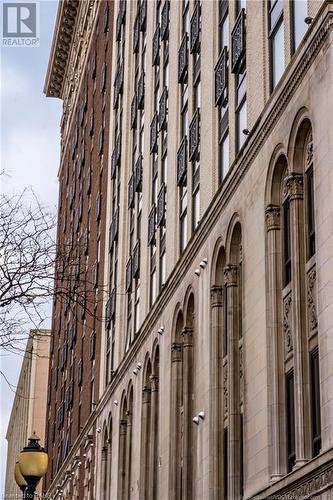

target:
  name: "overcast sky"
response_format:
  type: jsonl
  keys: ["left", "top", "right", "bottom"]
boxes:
{"left": 0, "top": 0, "right": 61, "bottom": 493}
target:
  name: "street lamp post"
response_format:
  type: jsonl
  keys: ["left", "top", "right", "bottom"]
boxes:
{"left": 14, "top": 432, "right": 48, "bottom": 499}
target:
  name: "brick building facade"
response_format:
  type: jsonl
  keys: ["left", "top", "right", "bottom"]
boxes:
{"left": 44, "top": 1, "right": 333, "bottom": 499}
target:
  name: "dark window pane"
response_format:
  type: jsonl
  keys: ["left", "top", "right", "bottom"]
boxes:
{"left": 307, "top": 168, "right": 316, "bottom": 258}
{"left": 286, "top": 370, "right": 296, "bottom": 472}
{"left": 283, "top": 200, "right": 291, "bottom": 286}
{"left": 310, "top": 349, "right": 321, "bottom": 457}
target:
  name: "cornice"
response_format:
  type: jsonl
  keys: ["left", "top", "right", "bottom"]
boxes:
{"left": 44, "top": 0, "right": 80, "bottom": 98}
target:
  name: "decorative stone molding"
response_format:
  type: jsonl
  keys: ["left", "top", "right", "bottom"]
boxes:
{"left": 283, "top": 293, "right": 293, "bottom": 356}
{"left": 223, "top": 364, "right": 228, "bottom": 420}
{"left": 265, "top": 205, "right": 281, "bottom": 231}
{"left": 171, "top": 342, "right": 182, "bottom": 363}
{"left": 142, "top": 385, "right": 152, "bottom": 403}
{"left": 182, "top": 326, "right": 193, "bottom": 348}
{"left": 284, "top": 173, "right": 304, "bottom": 201}
{"left": 224, "top": 265, "right": 238, "bottom": 287}
{"left": 239, "top": 346, "right": 244, "bottom": 404}
{"left": 211, "top": 285, "right": 223, "bottom": 308}
{"left": 306, "top": 131, "right": 313, "bottom": 167}
{"left": 149, "top": 374, "right": 159, "bottom": 392}
{"left": 307, "top": 267, "right": 318, "bottom": 333}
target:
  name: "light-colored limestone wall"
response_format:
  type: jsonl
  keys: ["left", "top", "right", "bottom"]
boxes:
{"left": 94, "top": 3, "right": 333, "bottom": 499}
{"left": 5, "top": 331, "right": 50, "bottom": 499}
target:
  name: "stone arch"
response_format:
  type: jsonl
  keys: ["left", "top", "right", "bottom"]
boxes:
{"left": 287, "top": 107, "right": 312, "bottom": 172}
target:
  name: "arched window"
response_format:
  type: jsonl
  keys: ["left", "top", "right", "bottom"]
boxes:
{"left": 266, "top": 120, "right": 321, "bottom": 479}
{"left": 140, "top": 358, "right": 152, "bottom": 499}
{"left": 170, "top": 293, "right": 195, "bottom": 500}
{"left": 224, "top": 221, "right": 244, "bottom": 499}
{"left": 118, "top": 387, "right": 133, "bottom": 500}
{"left": 210, "top": 244, "right": 226, "bottom": 499}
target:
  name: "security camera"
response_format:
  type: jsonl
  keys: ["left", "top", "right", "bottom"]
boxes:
{"left": 194, "top": 269, "right": 200, "bottom": 277}
{"left": 158, "top": 326, "right": 164, "bottom": 335}
{"left": 114, "top": 400, "right": 119, "bottom": 406}
{"left": 96, "top": 427, "right": 101, "bottom": 433}
{"left": 192, "top": 416, "right": 199, "bottom": 425}
{"left": 242, "top": 128, "right": 250, "bottom": 136}
{"left": 198, "top": 411, "right": 205, "bottom": 420}
{"left": 133, "top": 369, "right": 138, "bottom": 375}
{"left": 136, "top": 362, "right": 142, "bottom": 370}
{"left": 305, "top": 16, "right": 313, "bottom": 24}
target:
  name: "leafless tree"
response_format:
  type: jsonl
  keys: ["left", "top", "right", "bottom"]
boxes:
{"left": 0, "top": 188, "right": 104, "bottom": 362}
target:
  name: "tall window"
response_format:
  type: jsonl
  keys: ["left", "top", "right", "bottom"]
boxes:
{"left": 191, "top": 1, "right": 201, "bottom": 230}
{"left": 269, "top": 0, "right": 284, "bottom": 89}
{"left": 310, "top": 348, "right": 321, "bottom": 456}
{"left": 292, "top": 0, "right": 307, "bottom": 52}
{"left": 217, "top": 1, "right": 229, "bottom": 183}
{"left": 236, "top": 68, "right": 247, "bottom": 152}
{"left": 286, "top": 370, "right": 296, "bottom": 471}
{"left": 178, "top": 0, "right": 189, "bottom": 253}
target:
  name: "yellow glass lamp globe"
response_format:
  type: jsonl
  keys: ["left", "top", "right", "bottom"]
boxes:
{"left": 14, "top": 460, "right": 27, "bottom": 491}
{"left": 18, "top": 432, "right": 48, "bottom": 483}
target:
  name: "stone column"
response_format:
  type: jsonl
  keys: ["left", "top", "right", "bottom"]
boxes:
{"left": 125, "top": 412, "right": 132, "bottom": 500}
{"left": 285, "top": 173, "right": 311, "bottom": 466}
{"left": 209, "top": 285, "right": 223, "bottom": 500}
{"left": 118, "top": 419, "right": 127, "bottom": 500}
{"left": 149, "top": 374, "right": 159, "bottom": 500}
{"left": 224, "top": 265, "right": 240, "bottom": 500}
{"left": 265, "top": 204, "right": 286, "bottom": 479}
{"left": 140, "top": 386, "right": 151, "bottom": 500}
{"left": 169, "top": 342, "right": 182, "bottom": 500}
{"left": 182, "top": 326, "right": 193, "bottom": 500}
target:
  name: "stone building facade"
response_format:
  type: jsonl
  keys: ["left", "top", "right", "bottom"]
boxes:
{"left": 44, "top": 1, "right": 333, "bottom": 499}
{"left": 5, "top": 330, "right": 50, "bottom": 499}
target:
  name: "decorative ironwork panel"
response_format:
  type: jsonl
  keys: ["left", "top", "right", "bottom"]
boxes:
{"left": 89, "top": 331, "right": 96, "bottom": 360}
{"left": 178, "top": 33, "right": 188, "bottom": 83}
{"left": 150, "top": 113, "right": 158, "bottom": 153}
{"left": 283, "top": 292, "right": 293, "bottom": 357}
{"left": 189, "top": 109, "right": 200, "bottom": 161}
{"left": 177, "top": 136, "right": 187, "bottom": 186}
{"left": 160, "top": 1, "right": 169, "bottom": 41}
{"left": 113, "top": 63, "right": 124, "bottom": 109}
{"left": 78, "top": 359, "right": 83, "bottom": 386}
{"left": 92, "top": 260, "right": 98, "bottom": 289}
{"left": 137, "top": 71, "right": 145, "bottom": 110}
{"left": 159, "top": 87, "right": 168, "bottom": 131}
{"left": 131, "top": 94, "right": 137, "bottom": 129}
{"left": 105, "top": 297, "right": 111, "bottom": 328}
{"left": 157, "top": 183, "right": 166, "bottom": 227}
{"left": 116, "top": 11, "right": 122, "bottom": 41}
{"left": 152, "top": 26, "right": 160, "bottom": 66}
{"left": 140, "top": 0, "right": 147, "bottom": 31}
{"left": 134, "top": 155, "right": 143, "bottom": 192}
{"left": 96, "top": 192, "right": 102, "bottom": 221}
{"left": 89, "top": 113, "right": 94, "bottom": 136}
{"left": 148, "top": 205, "right": 156, "bottom": 246}
{"left": 128, "top": 175, "right": 134, "bottom": 209}
{"left": 132, "top": 240, "right": 140, "bottom": 278}
{"left": 98, "top": 126, "right": 104, "bottom": 155}
{"left": 126, "top": 257, "right": 132, "bottom": 292}
{"left": 190, "top": 2, "right": 200, "bottom": 53}
{"left": 133, "top": 13, "right": 140, "bottom": 53}
{"left": 110, "top": 288, "right": 116, "bottom": 319}
{"left": 231, "top": 9, "right": 246, "bottom": 73}
{"left": 215, "top": 47, "right": 228, "bottom": 106}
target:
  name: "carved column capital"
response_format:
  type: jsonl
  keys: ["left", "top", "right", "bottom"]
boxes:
{"left": 182, "top": 326, "right": 193, "bottom": 348}
{"left": 142, "top": 385, "right": 151, "bottom": 403}
{"left": 284, "top": 173, "right": 304, "bottom": 200}
{"left": 211, "top": 285, "right": 223, "bottom": 307}
{"left": 119, "top": 419, "right": 127, "bottom": 435}
{"left": 149, "top": 374, "right": 159, "bottom": 392}
{"left": 171, "top": 342, "right": 182, "bottom": 362}
{"left": 265, "top": 204, "right": 280, "bottom": 231}
{"left": 224, "top": 265, "right": 238, "bottom": 287}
